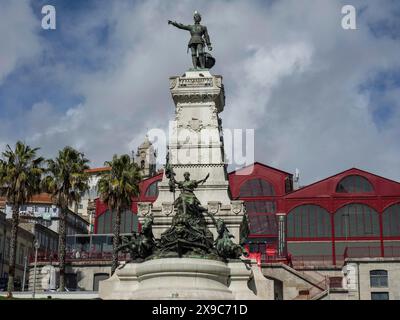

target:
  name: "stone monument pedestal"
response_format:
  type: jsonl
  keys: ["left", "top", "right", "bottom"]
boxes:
{"left": 138, "top": 70, "right": 245, "bottom": 242}
{"left": 99, "top": 258, "right": 259, "bottom": 300}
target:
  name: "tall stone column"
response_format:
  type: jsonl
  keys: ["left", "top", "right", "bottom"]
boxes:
{"left": 138, "top": 70, "right": 244, "bottom": 241}
{"left": 276, "top": 213, "right": 287, "bottom": 257}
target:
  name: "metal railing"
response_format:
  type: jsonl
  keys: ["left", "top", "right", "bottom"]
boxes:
{"left": 290, "top": 255, "right": 334, "bottom": 267}
{"left": 343, "top": 245, "right": 400, "bottom": 259}
{"left": 29, "top": 250, "right": 130, "bottom": 263}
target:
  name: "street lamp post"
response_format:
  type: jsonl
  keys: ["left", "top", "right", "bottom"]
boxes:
{"left": 32, "top": 240, "right": 40, "bottom": 299}
{"left": 22, "top": 256, "right": 28, "bottom": 292}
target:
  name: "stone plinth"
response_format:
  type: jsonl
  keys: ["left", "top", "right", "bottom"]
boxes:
{"left": 228, "top": 260, "right": 260, "bottom": 300}
{"left": 138, "top": 70, "right": 245, "bottom": 242}
{"left": 99, "top": 258, "right": 243, "bottom": 300}
{"left": 98, "top": 263, "right": 139, "bottom": 300}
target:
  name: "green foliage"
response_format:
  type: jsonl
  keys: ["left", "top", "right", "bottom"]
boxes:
{"left": 41, "top": 146, "right": 90, "bottom": 291}
{"left": 0, "top": 141, "right": 44, "bottom": 206}
{"left": 42, "top": 146, "right": 90, "bottom": 209}
{"left": 0, "top": 141, "right": 44, "bottom": 296}
{"left": 97, "top": 154, "right": 141, "bottom": 274}
{"left": 97, "top": 154, "right": 141, "bottom": 212}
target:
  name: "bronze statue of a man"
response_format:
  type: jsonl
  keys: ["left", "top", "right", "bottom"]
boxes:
{"left": 168, "top": 11, "right": 213, "bottom": 69}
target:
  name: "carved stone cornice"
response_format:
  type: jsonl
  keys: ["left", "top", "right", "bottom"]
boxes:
{"left": 170, "top": 74, "right": 225, "bottom": 112}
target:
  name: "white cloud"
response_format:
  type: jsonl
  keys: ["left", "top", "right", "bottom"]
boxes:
{"left": 1, "top": 0, "right": 400, "bottom": 185}
{"left": 0, "top": 1, "right": 41, "bottom": 84}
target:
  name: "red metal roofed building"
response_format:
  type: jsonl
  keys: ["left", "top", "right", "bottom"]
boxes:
{"left": 228, "top": 162, "right": 293, "bottom": 261}
{"left": 93, "top": 163, "right": 400, "bottom": 267}
{"left": 94, "top": 171, "right": 163, "bottom": 234}
{"left": 284, "top": 168, "right": 400, "bottom": 267}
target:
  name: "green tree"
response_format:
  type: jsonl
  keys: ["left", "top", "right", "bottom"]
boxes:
{"left": 0, "top": 142, "right": 44, "bottom": 298}
{"left": 42, "top": 146, "right": 89, "bottom": 291}
{"left": 97, "top": 154, "right": 141, "bottom": 275}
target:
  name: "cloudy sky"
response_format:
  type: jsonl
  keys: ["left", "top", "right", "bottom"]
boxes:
{"left": 0, "top": 0, "right": 399, "bottom": 185}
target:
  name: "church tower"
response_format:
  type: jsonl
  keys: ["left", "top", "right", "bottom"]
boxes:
{"left": 134, "top": 135, "right": 157, "bottom": 178}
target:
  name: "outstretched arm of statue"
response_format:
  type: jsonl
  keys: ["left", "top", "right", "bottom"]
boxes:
{"left": 197, "top": 173, "right": 210, "bottom": 185}
{"left": 168, "top": 20, "right": 191, "bottom": 31}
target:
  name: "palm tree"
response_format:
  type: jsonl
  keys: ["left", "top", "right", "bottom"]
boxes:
{"left": 42, "top": 146, "right": 89, "bottom": 291}
{"left": 0, "top": 141, "right": 44, "bottom": 298}
{"left": 97, "top": 154, "right": 141, "bottom": 275}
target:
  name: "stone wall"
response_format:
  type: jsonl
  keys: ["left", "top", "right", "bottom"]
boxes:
{"left": 344, "top": 258, "right": 400, "bottom": 300}
{"left": 28, "top": 261, "right": 111, "bottom": 291}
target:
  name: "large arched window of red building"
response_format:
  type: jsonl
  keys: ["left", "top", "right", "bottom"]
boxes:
{"left": 382, "top": 203, "right": 400, "bottom": 237}
{"left": 239, "top": 178, "right": 277, "bottom": 235}
{"left": 287, "top": 205, "right": 331, "bottom": 239}
{"left": 336, "top": 175, "right": 374, "bottom": 193}
{"left": 382, "top": 203, "right": 400, "bottom": 257}
{"left": 334, "top": 203, "right": 380, "bottom": 238}
{"left": 334, "top": 203, "right": 381, "bottom": 261}
{"left": 239, "top": 178, "right": 275, "bottom": 197}
{"left": 145, "top": 180, "right": 159, "bottom": 198}
{"left": 245, "top": 201, "right": 277, "bottom": 235}
{"left": 287, "top": 205, "right": 333, "bottom": 261}
{"left": 96, "top": 209, "right": 138, "bottom": 234}
{"left": 239, "top": 178, "right": 278, "bottom": 254}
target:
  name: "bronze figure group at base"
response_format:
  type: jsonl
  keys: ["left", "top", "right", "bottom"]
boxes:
{"left": 117, "top": 170, "right": 247, "bottom": 262}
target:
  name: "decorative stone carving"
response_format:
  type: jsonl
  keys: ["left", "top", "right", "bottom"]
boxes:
{"left": 170, "top": 77, "right": 178, "bottom": 89}
{"left": 170, "top": 72, "right": 225, "bottom": 112}
{"left": 187, "top": 118, "right": 204, "bottom": 132}
{"left": 207, "top": 201, "right": 220, "bottom": 215}
{"left": 210, "top": 105, "right": 218, "bottom": 120}
{"left": 175, "top": 105, "right": 182, "bottom": 121}
{"left": 161, "top": 202, "right": 174, "bottom": 216}
{"left": 138, "top": 202, "right": 152, "bottom": 216}
{"left": 231, "top": 201, "right": 244, "bottom": 215}
{"left": 178, "top": 77, "right": 213, "bottom": 87}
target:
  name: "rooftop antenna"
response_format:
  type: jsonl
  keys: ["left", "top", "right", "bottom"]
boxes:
{"left": 294, "top": 168, "right": 300, "bottom": 190}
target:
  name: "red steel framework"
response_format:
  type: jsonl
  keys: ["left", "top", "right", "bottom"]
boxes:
{"left": 94, "top": 164, "right": 400, "bottom": 266}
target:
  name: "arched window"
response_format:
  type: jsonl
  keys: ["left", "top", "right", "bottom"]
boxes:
{"left": 103, "top": 210, "right": 112, "bottom": 234}
{"left": 370, "top": 270, "right": 388, "bottom": 287}
{"left": 239, "top": 178, "right": 275, "bottom": 197}
{"left": 245, "top": 200, "right": 277, "bottom": 235}
{"left": 334, "top": 204, "right": 379, "bottom": 237}
{"left": 287, "top": 205, "right": 331, "bottom": 238}
{"left": 96, "top": 210, "right": 138, "bottom": 234}
{"left": 97, "top": 214, "right": 105, "bottom": 234}
{"left": 336, "top": 175, "right": 374, "bottom": 193}
{"left": 145, "top": 181, "right": 159, "bottom": 197}
{"left": 121, "top": 210, "right": 138, "bottom": 234}
{"left": 382, "top": 204, "right": 400, "bottom": 237}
